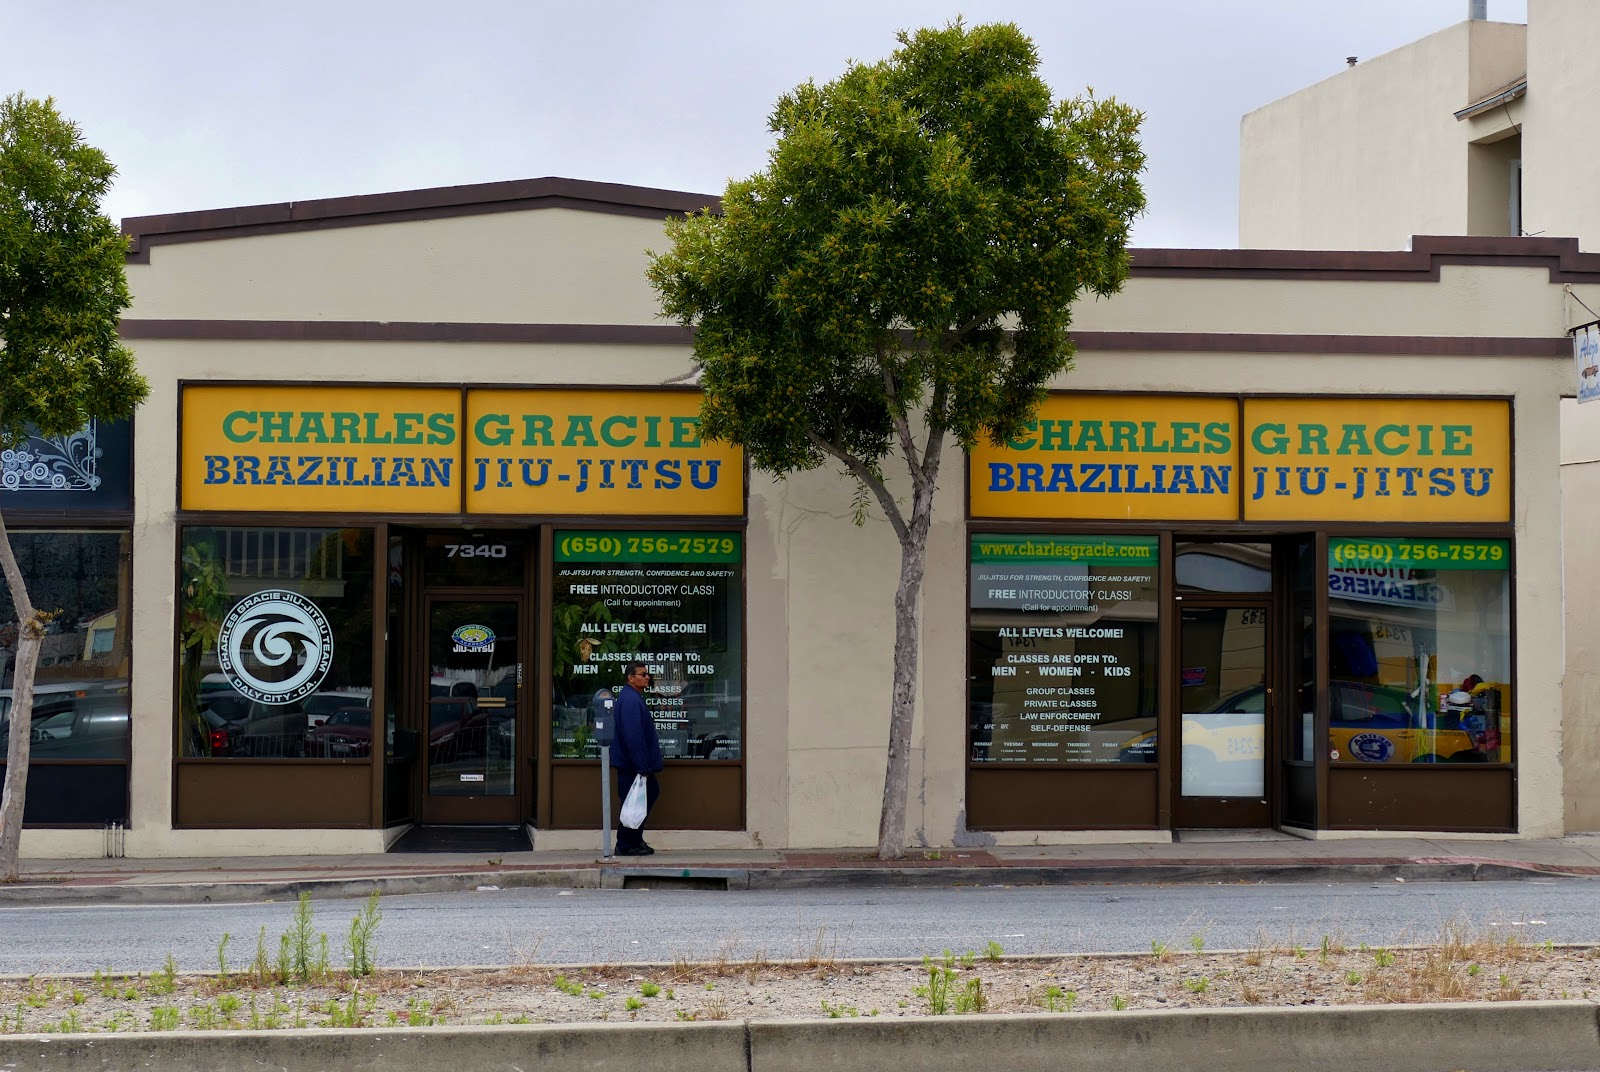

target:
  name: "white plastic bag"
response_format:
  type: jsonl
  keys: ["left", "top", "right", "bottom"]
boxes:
{"left": 619, "top": 774, "right": 648, "bottom": 829}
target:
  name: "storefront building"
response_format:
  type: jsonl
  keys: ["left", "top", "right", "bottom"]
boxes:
{"left": 9, "top": 178, "right": 1579, "bottom": 856}
{"left": 966, "top": 395, "right": 1517, "bottom": 832}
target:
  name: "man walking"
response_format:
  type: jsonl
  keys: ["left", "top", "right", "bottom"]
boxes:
{"left": 613, "top": 660, "right": 663, "bottom": 856}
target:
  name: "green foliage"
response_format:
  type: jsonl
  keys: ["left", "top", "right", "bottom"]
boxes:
{"left": 346, "top": 891, "right": 382, "bottom": 977}
{"left": 216, "top": 933, "right": 231, "bottom": 985}
{"left": 287, "top": 893, "right": 318, "bottom": 984}
{"left": 954, "top": 976, "right": 987, "bottom": 1014}
{"left": 150, "top": 955, "right": 178, "bottom": 996}
{"left": 914, "top": 951, "right": 959, "bottom": 1014}
{"left": 821, "top": 1000, "right": 860, "bottom": 1018}
{"left": 251, "top": 926, "right": 273, "bottom": 986}
{"left": 1184, "top": 976, "right": 1210, "bottom": 994}
{"left": 0, "top": 94, "right": 149, "bottom": 445}
{"left": 984, "top": 940, "right": 1004, "bottom": 963}
{"left": 649, "top": 20, "right": 1141, "bottom": 860}
{"left": 647, "top": 20, "right": 1144, "bottom": 480}
{"left": 149, "top": 1006, "right": 181, "bottom": 1031}
{"left": 625, "top": 995, "right": 644, "bottom": 1012}
{"left": 639, "top": 982, "right": 661, "bottom": 998}
{"left": 1111, "top": 995, "right": 1128, "bottom": 1011}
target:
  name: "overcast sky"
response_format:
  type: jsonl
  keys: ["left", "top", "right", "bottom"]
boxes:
{"left": 4, "top": 0, "right": 1528, "bottom": 249}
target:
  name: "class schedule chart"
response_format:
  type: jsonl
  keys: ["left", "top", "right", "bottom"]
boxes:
{"left": 968, "top": 536, "right": 1159, "bottom": 764}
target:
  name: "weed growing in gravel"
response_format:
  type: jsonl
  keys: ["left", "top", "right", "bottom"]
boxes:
{"left": 346, "top": 891, "right": 383, "bottom": 977}
{"left": 639, "top": 982, "right": 661, "bottom": 998}
{"left": 954, "top": 977, "right": 987, "bottom": 1014}
{"left": 985, "top": 941, "right": 1004, "bottom": 963}
{"left": 914, "top": 953, "right": 956, "bottom": 1015}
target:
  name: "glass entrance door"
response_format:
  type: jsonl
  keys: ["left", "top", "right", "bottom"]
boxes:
{"left": 1174, "top": 604, "right": 1272, "bottom": 828}
{"left": 421, "top": 598, "right": 522, "bottom": 823}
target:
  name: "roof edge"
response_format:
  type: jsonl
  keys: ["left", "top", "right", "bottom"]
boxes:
{"left": 123, "top": 176, "right": 722, "bottom": 262}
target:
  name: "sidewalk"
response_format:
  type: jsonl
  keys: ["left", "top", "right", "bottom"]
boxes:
{"left": 10, "top": 831, "right": 1600, "bottom": 905}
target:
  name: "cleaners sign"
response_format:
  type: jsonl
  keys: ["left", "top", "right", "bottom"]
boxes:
{"left": 970, "top": 394, "right": 1510, "bottom": 524}
{"left": 182, "top": 386, "right": 744, "bottom": 515}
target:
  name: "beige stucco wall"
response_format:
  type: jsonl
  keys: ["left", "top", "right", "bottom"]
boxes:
{"left": 1239, "top": 19, "right": 1526, "bottom": 250}
{"left": 22, "top": 205, "right": 1572, "bottom": 857}
{"left": 1521, "top": 0, "right": 1600, "bottom": 250}
{"left": 128, "top": 209, "right": 674, "bottom": 325}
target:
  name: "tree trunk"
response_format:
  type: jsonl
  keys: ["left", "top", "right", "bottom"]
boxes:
{"left": 877, "top": 519, "right": 929, "bottom": 860}
{"left": 0, "top": 511, "right": 43, "bottom": 884}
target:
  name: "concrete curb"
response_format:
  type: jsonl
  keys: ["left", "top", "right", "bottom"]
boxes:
{"left": 2, "top": 1001, "right": 1596, "bottom": 1072}
{"left": 2, "top": 858, "right": 1587, "bottom": 906}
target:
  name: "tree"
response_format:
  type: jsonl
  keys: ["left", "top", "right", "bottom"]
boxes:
{"left": 647, "top": 22, "right": 1145, "bottom": 858}
{"left": 0, "top": 94, "right": 149, "bottom": 882}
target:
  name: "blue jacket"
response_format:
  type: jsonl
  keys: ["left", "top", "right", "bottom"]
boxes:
{"left": 612, "top": 683, "right": 662, "bottom": 773}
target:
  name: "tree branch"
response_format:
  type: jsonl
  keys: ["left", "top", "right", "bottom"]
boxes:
{"left": 919, "top": 380, "right": 949, "bottom": 487}
{"left": 805, "top": 430, "right": 909, "bottom": 543}
{"left": 879, "top": 361, "right": 923, "bottom": 494}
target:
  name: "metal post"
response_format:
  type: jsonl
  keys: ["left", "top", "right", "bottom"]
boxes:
{"left": 600, "top": 743, "right": 613, "bottom": 859}
{"left": 591, "top": 688, "right": 616, "bottom": 860}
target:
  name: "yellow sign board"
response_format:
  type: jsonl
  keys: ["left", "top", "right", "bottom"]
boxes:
{"left": 183, "top": 386, "right": 745, "bottom": 517}
{"left": 465, "top": 389, "right": 743, "bottom": 516}
{"left": 1241, "top": 398, "right": 1510, "bottom": 522}
{"left": 182, "top": 385, "right": 463, "bottom": 513}
{"left": 969, "top": 394, "right": 1241, "bottom": 520}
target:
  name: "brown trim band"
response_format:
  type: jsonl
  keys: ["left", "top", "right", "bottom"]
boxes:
{"left": 123, "top": 177, "right": 718, "bottom": 264}
{"left": 121, "top": 318, "right": 1565, "bottom": 356}
{"left": 121, "top": 320, "right": 693, "bottom": 344}
{"left": 1131, "top": 235, "right": 1600, "bottom": 283}
{"left": 1071, "top": 332, "right": 1568, "bottom": 357}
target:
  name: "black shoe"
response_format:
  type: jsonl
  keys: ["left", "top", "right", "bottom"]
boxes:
{"left": 616, "top": 845, "right": 653, "bottom": 856}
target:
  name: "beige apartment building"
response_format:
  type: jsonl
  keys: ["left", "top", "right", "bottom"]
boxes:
{"left": 0, "top": 174, "right": 1579, "bottom": 858}
{"left": 1241, "top": 0, "right": 1600, "bottom": 829}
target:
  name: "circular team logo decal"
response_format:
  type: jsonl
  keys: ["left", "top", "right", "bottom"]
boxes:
{"left": 451, "top": 623, "right": 496, "bottom": 653}
{"left": 217, "top": 590, "right": 334, "bottom": 705}
{"left": 1348, "top": 732, "right": 1395, "bottom": 763}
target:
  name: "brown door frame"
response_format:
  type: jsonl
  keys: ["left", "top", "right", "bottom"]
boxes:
{"left": 1171, "top": 598, "right": 1274, "bottom": 829}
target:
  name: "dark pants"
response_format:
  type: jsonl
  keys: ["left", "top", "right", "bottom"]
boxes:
{"left": 614, "top": 769, "right": 660, "bottom": 850}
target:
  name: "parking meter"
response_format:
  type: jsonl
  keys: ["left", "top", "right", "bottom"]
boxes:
{"left": 591, "top": 688, "right": 615, "bottom": 746}
{"left": 591, "top": 689, "right": 615, "bottom": 858}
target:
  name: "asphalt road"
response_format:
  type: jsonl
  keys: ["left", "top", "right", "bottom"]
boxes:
{"left": 2, "top": 878, "right": 1595, "bottom": 975}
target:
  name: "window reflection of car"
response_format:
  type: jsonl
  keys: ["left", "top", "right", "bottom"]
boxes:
{"left": 428, "top": 699, "right": 484, "bottom": 761}
{"left": 0, "top": 681, "right": 131, "bottom": 759}
{"left": 302, "top": 690, "right": 372, "bottom": 731}
{"left": 307, "top": 707, "right": 372, "bottom": 758}
{"left": 1118, "top": 681, "right": 1499, "bottom": 766}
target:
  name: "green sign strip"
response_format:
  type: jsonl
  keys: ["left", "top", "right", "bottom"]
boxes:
{"left": 970, "top": 534, "right": 1158, "bottom": 567}
{"left": 555, "top": 530, "right": 741, "bottom": 563}
{"left": 1328, "top": 537, "right": 1508, "bottom": 571}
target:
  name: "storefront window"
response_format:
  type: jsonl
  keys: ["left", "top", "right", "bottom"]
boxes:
{"left": 551, "top": 530, "right": 742, "bottom": 761}
{"left": 1326, "top": 537, "right": 1510, "bottom": 765}
{"left": 0, "top": 531, "right": 131, "bottom": 759}
{"left": 178, "top": 527, "right": 375, "bottom": 759}
{"left": 969, "top": 535, "right": 1159, "bottom": 763}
